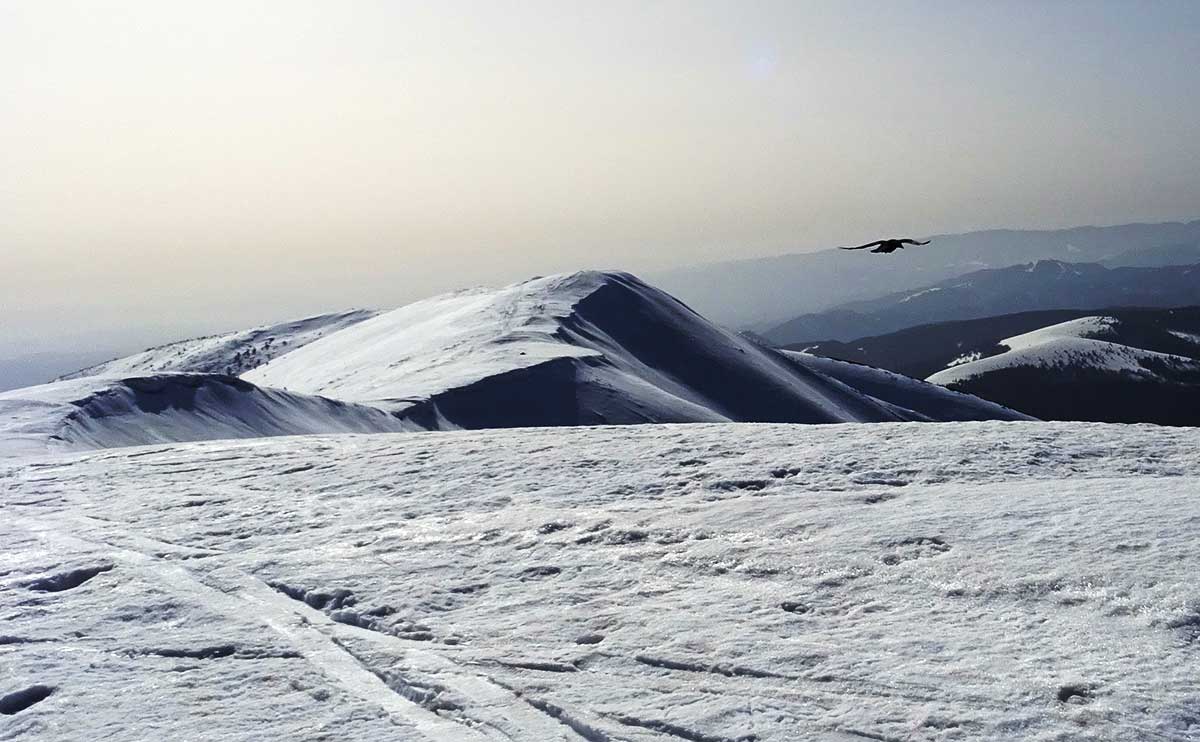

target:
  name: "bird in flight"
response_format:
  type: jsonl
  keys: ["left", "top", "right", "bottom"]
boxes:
{"left": 839, "top": 238, "right": 931, "bottom": 254}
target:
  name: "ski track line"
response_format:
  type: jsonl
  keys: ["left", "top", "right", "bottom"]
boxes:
{"left": 10, "top": 509, "right": 1012, "bottom": 740}
{"left": 254, "top": 579, "right": 588, "bottom": 741}
{"left": 5, "top": 513, "right": 524, "bottom": 742}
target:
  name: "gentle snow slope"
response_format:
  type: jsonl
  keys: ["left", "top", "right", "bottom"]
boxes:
{"left": 246, "top": 271, "right": 1023, "bottom": 426}
{"left": 59, "top": 310, "right": 378, "bottom": 380}
{"left": 928, "top": 315, "right": 1200, "bottom": 385}
{"left": 2, "top": 422, "right": 1198, "bottom": 741}
{"left": 0, "top": 374, "right": 416, "bottom": 457}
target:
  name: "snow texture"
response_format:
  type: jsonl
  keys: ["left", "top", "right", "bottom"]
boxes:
{"left": 927, "top": 316, "right": 1200, "bottom": 385}
{"left": 2, "top": 422, "right": 1199, "bottom": 740}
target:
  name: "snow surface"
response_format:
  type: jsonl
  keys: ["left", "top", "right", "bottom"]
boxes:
{"left": 928, "top": 316, "right": 1200, "bottom": 385}
{"left": 0, "top": 374, "right": 415, "bottom": 458}
{"left": 2, "top": 422, "right": 1199, "bottom": 741}
{"left": 59, "top": 310, "right": 378, "bottom": 381}
{"left": 245, "top": 275, "right": 606, "bottom": 404}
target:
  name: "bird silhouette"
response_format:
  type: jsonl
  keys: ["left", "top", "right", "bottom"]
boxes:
{"left": 839, "top": 238, "right": 930, "bottom": 254}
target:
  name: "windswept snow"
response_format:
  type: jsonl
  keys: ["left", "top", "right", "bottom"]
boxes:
{"left": 246, "top": 274, "right": 608, "bottom": 405}
{"left": 2, "top": 422, "right": 1199, "bottom": 740}
{"left": 59, "top": 310, "right": 378, "bottom": 381}
{"left": 928, "top": 316, "right": 1200, "bottom": 385}
{"left": 0, "top": 374, "right": 415, "bottom": 458}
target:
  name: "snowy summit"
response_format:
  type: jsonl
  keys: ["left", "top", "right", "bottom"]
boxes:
{"left": 0, "top": 271, "right": 1026, "bottom": 457}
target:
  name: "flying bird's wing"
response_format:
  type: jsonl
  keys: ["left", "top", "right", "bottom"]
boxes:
{"left": 839, "top": 240, "right": 885, "bottom": 251}
{"left": 900, "top": 239, "right": 931, "bottom": 245}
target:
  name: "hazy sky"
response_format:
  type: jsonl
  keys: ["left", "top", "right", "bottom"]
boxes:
{"left": 3, "top": 1, "right": 1200, "bottom": 359}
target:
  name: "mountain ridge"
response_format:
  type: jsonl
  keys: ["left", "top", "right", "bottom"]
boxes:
{"left": 785, "top": 306, "right": 1200, "bottom": 425}
{"left": 244, "top": 270, "right": 1028, "bottom": 427}
{"left": 0, "top": 271, "right": 1028, "bottom": 454}
{"left": 651, "top": 219, "right": 1200, "bottom": 329}
{"left": 763, "top": 259, "right": 1200, "bottom": 345}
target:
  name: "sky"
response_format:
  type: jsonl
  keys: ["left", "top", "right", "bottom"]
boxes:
{"left": 2, "top": 0, "right": 1200, "bottom": 366}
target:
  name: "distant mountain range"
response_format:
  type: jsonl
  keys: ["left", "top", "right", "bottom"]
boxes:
{"left": 0, "top": 272, "right": 1026, "bottom": 455}
{"left": 789, "top": 306, "right": 1197, "bottom": 377}
{"left": 651, "top": 219, "right": 1200, "bottom": 329}
{"left": 791, "top": 306, "right": 1200, "bottom": 425}
{"left": 1102, "top": 241, "right": 1200, "bottom": 268}
{"left": 763, "top": 260, "right": 1200, "bottom": 345}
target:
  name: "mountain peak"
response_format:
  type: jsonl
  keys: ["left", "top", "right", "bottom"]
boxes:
{"left": 1, "top": 271, "right": 1025, "bottom": 456}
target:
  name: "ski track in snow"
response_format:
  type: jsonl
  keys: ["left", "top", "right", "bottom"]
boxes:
{"left": 2, "top": 422, "right": 1200, "bottom": 740}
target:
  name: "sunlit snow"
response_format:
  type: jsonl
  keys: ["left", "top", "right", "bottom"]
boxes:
{"left": 2, "top": 423, "right": 1198, "bottom": 740}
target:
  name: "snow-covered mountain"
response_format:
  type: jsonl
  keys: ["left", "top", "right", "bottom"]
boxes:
{"left": 0, "top": 271, "right": 1027, "bottom": 455}
{"left": 4, "top": 422, "right": 1199, "bottom": 741}
{"left": 242, "top": 271, "right": 1027, "bottom": 427}
{"left": 926, "top": 314, "right": 1200, "bottom": 424}
{"left": 788, "top": 306, "right": 1200, "bottom": 377}
{"left": 928, "top": 316, "right": 1191, "bottom": 384}
{"left": 762, "top": 259, "right": 1200, "bottom": 345}
{"left": 58, "top": 310, "right": 378, "bottom": 380}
